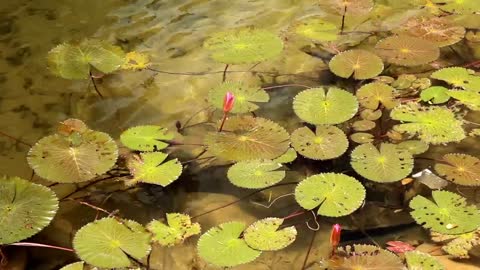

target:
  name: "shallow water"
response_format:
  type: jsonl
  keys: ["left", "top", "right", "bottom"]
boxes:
{"left": 1, "top": 0, "right": 480, "bottom": 269}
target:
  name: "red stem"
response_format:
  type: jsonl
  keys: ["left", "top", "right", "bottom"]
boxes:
{"left": 9, "top": 242, "right": 74, "bottom": 252}
{"left": 218, "top": 113, "right": 228, "bottom": 132}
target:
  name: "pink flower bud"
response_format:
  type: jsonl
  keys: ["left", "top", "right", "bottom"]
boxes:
{"left": 223, "top": 92, "right": 235, "bottom": 113}
{"left": 330, "top": 224, "right": 341, "bottom": 248}
{"left": 386, "top": 241, "right": 415, "bottom": 254}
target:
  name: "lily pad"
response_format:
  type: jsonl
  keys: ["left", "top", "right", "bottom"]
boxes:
{"left": 352, "top": 120, "right": 376, "bottom": 131}
{"left": 351, "top": 143, "right": 413, "bottom": 182}
{"left": 397, "top": 140, "right": 429, "bottom": 155}
{"left": 356, "top": 82, "right": 398, "bottom": 110}
{"left": 127, "top": 152, "right": 182, "bottom": 187}
{"left": 73, "top": 218, "right": 151, "bottom": 268}
{"left": 27, "top": 127, "right": 118, "bottom": 183}
{"left": 430, "top": 67, "right": 480, "bottom": 92}
{"left": 0, "top": 176, "right": 59, "bottom": 244}
{"left": 120, "top": 125, "right": 174, "bottom": 151}
{"left": 294, "top": 17, "right": 338, "bottom": 42}
{"left": 293, "top": 87, "right": 358, "bottom": 125}
{"left": 227, "top": 159, "right": 285, "bottom": 189}
{"left": 204, "top": 28, "right": 283, "bottom": 64}
{"left": 244, "top": 218, "right": 297, "bottom": 251}
{"left": 48, "top": 39, "right": 126, "bottom": 79}
{"left": 272, "top": 148, "right": 297, "bottom": 164}
{"left": 291, "top": 126, "right": 348, "bottom": 160}
{"left": 59, "top": 262, "right": 85, "bottom": 270}
{"left": 360, "top": 109, "right": 382, "bottom": 120}
{"left": 431, "top": 229, "right": 480, "bottom": 259}
{"left": 334, "top": 244, "right": 405, "bottom": 270}
{"left": 447, "top": 90, "right": 480, "bottom": 111}
{"left": 294, "top": 173, "right": 365, "bottom": 217}
{"left": 390, "top": 103, "right": 465, "bottom": 144}
{"left": 208, "top": 81, "right": 269, "bottom": 113}
{"left": 409, "top": 190, "right": 480, "bottom": 234}
{"left": 420, "top": 86, "right": 450, "bottom": 104}
{"left": 204, "top": 116, "right": 290, "bottom": 161}
{"left": 405, "top": 251, "right": 445, "bottom": 270}
{"left": 375, "top": 35, "right": 440, "bottom": 66}
{"left": 121, "top": 51, "right": 150, "bottom": 70}
{"left": 434, "top": 153, "right": 480, "bottom": 186}
{"left": 432, "top": 0, "right": 480, "bottom": 14}
{"left": 147, "top": 213, "right": 201, "bottom": 247}
{"left": 197, "top": 221, "right": 261, "bottom": 267}
{"left": 350, "top": 132, "right": 374, "bottom": 144}
{"left": 329, "top": 50, "right": 384, "bottom": 80}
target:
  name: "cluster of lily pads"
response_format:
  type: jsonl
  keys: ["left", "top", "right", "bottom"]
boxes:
{"left": 3, "top": 0, "right": 480, "bottom": 269}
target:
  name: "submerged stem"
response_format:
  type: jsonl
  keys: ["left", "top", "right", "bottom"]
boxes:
{"left": 302, "top": 230, "right": 317, "bottom": 270}
{"left": 262, "top": 84, "right": 312, "bottom": 90}
{"left": 218, "top": 113, "right": 228, "bottom": 132}
{"left": 0, "top": 131, "right": 32, "bottom": 147}
{"left": 222, "top": 64, "right": 229, "bottom": 82}
{"left": 89, "top": 71, "right": 104, "bottom": 99}
{"left": 9, "top": 242, "right": 74, "bottom": 252}
{"left": 340, "top": 5, "right": 347, "bottom": 34}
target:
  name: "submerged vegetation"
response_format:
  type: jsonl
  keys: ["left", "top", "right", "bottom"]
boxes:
{"left": 4, "top": 0, "right": 480, "bottom": 269}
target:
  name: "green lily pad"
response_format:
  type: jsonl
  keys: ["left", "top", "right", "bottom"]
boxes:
{"left": 147, "top": 213, "right": 201, "bottom": 247}
{"left": 59, "top": 262, "right": 85, "bottom": 270}
{"left": 335, "top": 244, "right": 405, "bottom": 270}
{"left": 397, "top": 140, "right": 429, "bottom": 155}
{"left": 204, "top": 116, "right": 290, "bottom": 161}
{"left": 434, "top": 153, "right": 480, "bottom": 186}
{"left": 405, "top": 251, "right": 445, "bottom": 270}
{"left": 329, "top": 50, "right": 384, "bottom": 80}
{"left": 121, "top": 51, "right": 150, "bottom": 70}
{"left": 291, "top": 126, "right": 348, "bottom": 160}
{"left": 204, "top": 28, "right": 283, "bottom": 64}
{"left": 27, "top": 127, "right": 118, "bottom": 183}
{"left": 431, "top": 229, "right": 480, "bottom": 259}
{"left": 356, "top": 82, "right": 398, "bottom": 110}
{"left": 431, "top": 0, "right": 479, "bottom": 14}
{"left": 227, "top": 159, "right": 285, "bottom": 189}
{"left": 293, "top": 87, "right": 358, "bottom": 125}
{"left": 390, "top": 103, "right": 465, "bottom": 144}
{"left": 360, "top": 109, "right": 382, "bottom": 120}
{"left": 350, "top": 132, "right": 374, "bottom": 144}
{"left": 208, "top": 81, "right": 269, "bottom": 113}
{"left": 294, "top": 17, "right": 338, "bottom": 42}
{"left": 48, "top": 39, "right": 126, "bottom": 80}
{"left": 294, "top": 173, "right": 365, "bottom": 217}
{"left": 352, "top": 120, "right": 376, "bottom": 131}
{"left": 430, "top": 67, "right": 480, "bottom": 92}
{"left": 73, "top": 218, "right": 151, "bottom": 268}
{"left": 272, "top": 148, "right": 297, "bottom": 164}
{"left": 409, "top": 190, "right": 480, "bottom": 234}
{"left": 0, "top": 176, "right": 59, "bottom": 244}
{"left": 420, "top": 86, "right": 450, "bottom": 104}
{"left": 351, "top": 143, "right": 413, "bottom": 182}
{"left": 120, "top": 125, "right": 174, "bottom": 151}
{"left": 244, "top": 218, "right": 296, "bottom": 251}
{"left": 197, "top": 221, "right": 261, "bottom": 267}
{"left": 448, "top": 90, "right": 480, "bottom": 110}
{"left": 127, "top": 152, "right": 182, "bottom": 187}
{"left": 375, "top": 35, "right": 440, "bottom": 66}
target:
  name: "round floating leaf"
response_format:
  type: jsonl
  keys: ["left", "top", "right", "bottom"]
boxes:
{"left": 375, "top": 36, "right": 440, "bottom": 66}
{"left": 350, "top": 132, "right": 374, "bottom": 144}
{"left": 294, "top": 17, "right": 338, "bottom": 42}
{"left": 431, "top": 229, "right": 480, "bottom": 259}
{"left": 73, "top": 218, "right": 151, "bottom": 268}
{"left": 204, "top": 28, "right": 283, "bottom": 64}
{"left": 120, "top": 125, "right": 174, "bottom": 151}
{"left": 59, "top": 262, "right": 85, "bottom": 270}
{"left": 48, "top": 39, "right": 126, "bottom": 80}
{"left": 197, "top": 221, "right": 261, "bottom": 267}
{"left": 291, "top": 126, "right": 348, "bottom": 160}
{"left": 335, "top": 244, "right": 405, "bottom": 270}
{"left": 397, "top": 140, "right": 429, "bottom": 155}
{"left": 351, "top": 143, "right": 413, "bottom": 182}
{"left": 0, "top": 176, "right": 59, "bottom": 244}
{"left": 352, "top": 120, "right": 376, "bottom": 131}
{"left": 27, "top": 128, "right": 118, "bottom": 183}
{"left": 390, "top": 103, "right": 465, "bottom": 144}
{"left": 121, "top": 51, "right": 150, "bottom": 70}
{"left": 356, "top": 82, "right": 398, "bottom": 110}
{"left": 360, "top": 109, "right": 382, "bottom": 120}
{"left": 127, "top": 152, "right": 182, "bottom": 187}
{"left": 293, "top": 87, "right": 358, "bottom": 125}
{"left": 430, "top": 67, "right": 480, "bottom": 92}
{"left": 448, "top": 90, "right": 480, "bottom": 111}
{"left": 147, "top": 213, "right": 201, "bottom": 247}
{"left": 319, "top": 0, "right": 374, "bottom": 15}
{"left": 434, "top": 153, "right": 480, "bottom": 186}
{"left": 420, "top": 86, "right": 450, "bottom": 104}
{"left": 208, "top": 81, "right": 269, "bottom": 113}
{"left": 329, "top": 50, "right": 384, "bottom": 80}
{"left": 227, "top": 160, "right": 285, "bottom": 189}
{"left": 272, "top": 148, "right": 297, "bottom": 164}
{"left": 204, "top": 116, "right": 290, "bottom": 161}
{"left": 294, "top": 173, "right": 365, "bottom": 217}
{"left": 405, "top": 251, "right": 445, "bottom": 270}
{"left": 432, "top": 0, "right": 479, "bottom": 14}
{"left": 409, "top": 190, "right": 480, "bottom": 234}
{"left": 244, "top": 218, "right": 296, "bottom": 251}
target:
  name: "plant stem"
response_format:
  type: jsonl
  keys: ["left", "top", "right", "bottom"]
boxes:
{"left": 222, "top": 64, "right": 229, "bottom": 82}
{"left": 464, "top": 120, "right": 480, "bottom": 126}
{"left": 218, "top": 113, "right": 228, "bottom": 132}
{"left": 68, "top": 199, "right": 118, "bottom": 217}
{"left": 0, "top": 131, "right": 32, "bottom": 147}
{"left": 262, "top": 84, "right": 312, "bottom": 90}
{"left": 282, "top": 209, "right": 306, "bottom": 220}
{"left": 340, "top": 5, "right": 347, "bottom": 34}
{"left": 302, "top": 230, "right": 317, "bottom": 270}
{"left": 89, "top": 71, "right": 104, "bottom": 99}
{"left": 9, "top": 242, "right": 74, "bottom": 252}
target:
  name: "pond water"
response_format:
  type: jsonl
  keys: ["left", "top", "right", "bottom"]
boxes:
{"left": 2, "top": 0, "right": 480, "bottom": 269}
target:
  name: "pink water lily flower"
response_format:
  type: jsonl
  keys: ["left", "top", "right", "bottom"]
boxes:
{"left": 223, "top": 92, "right": 235, "bottom": 113}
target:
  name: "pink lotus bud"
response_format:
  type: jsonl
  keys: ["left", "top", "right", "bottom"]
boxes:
{"left": 330, "top": 224, "right": 341, "bottom": 248}
{"left": 223, "top": 92, "right": 235, "bottom": 113}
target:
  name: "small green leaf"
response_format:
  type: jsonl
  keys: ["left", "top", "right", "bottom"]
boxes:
{"left": 294, "top": 17, "right": 338, "bottom": 42}
{"left": 227, "top": 160, "right": 285, "bottom": 189}
{"left": 293, "top": 87, "right": 358, "bottom": 125}
{"left": 405, "top": 251, "right": 445, "bottom": 270}
{"left": 360, "top": 109, "right": 382, "bottom": 121}
{"left": 244, "top": 218, "right": 296, "bottom": 251}
{"left": 127, "top": 152, "right": 182, "bottom": 187}
{"left": 147, "top": 213, "right": 201, "bottom": 247}
{"left": 197, "top": 222, "right": 261, "bottom": 267}
{"left": 356, "top": 82, "right": 398, "bottom": 110}
{"left": 352, "top": 120, "right": 376, "bottom": 131}
{"left": 397, "top": 140, "right": 429, "bottom": 155}
{"left": 272, "top": 148, "right": 297, "bottom": 164}
{"left": 121, "top": 51, "right": 150, "bottom": 70}
{"left": 208, "top": 81, "right": 269, "bottom": 113}
{"left": 351, "top": 143, "right": 413, "bottom": 182}
{"left": 120, "top": 125, "right": 174, "bottom": 151}
{"left": 59, "top": 262, "right": 85, "bottom": 270}
{"left": 448, "top": 90, "right": 480, "bottom": 110}
{"left": 329, "top": 50, "right": 384, "bottom": 80}
{"left": 420, "top": 86, "right": 450, "bottom": 104}
{"left": 434, "top": 153, "right": 480, "bottom": 186}
{"left": 291, "top": 126, "right": 348, "bottom": 160}
{"left": 431, "top": 230, "right": 480, "bottom": 259}
{"left": 295, "top": 173, "right": 365, "bottom": 217}
{"left": 0, "top": 176, "right": 59, "bottom": 244}
{"left": 409, "top": 190, "right": 480, "bottom": 234}
{"left": 431, "top": 67, "right": 480, "bottom": 92}
{"left": 350, "top": 132, "right": 374, "bottom": 144}
{"left": 375, "top": 35, "right": 440, "bottom": 66}
{"left": 73, "top": 218, "right": 151, "bottom": 268}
